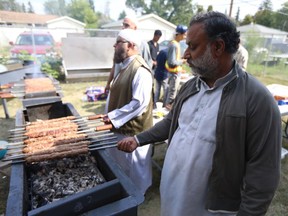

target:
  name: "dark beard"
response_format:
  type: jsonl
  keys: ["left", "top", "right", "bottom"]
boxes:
{"left": 114, "top": 48, "right": 126, "bottom": 64}
{"left": 187, "top": 45, "right": 218, "bottom": 79}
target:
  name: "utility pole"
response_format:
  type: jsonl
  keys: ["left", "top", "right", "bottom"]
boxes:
{"left": 229, "top": 0, "right": 234, "bottom": 17}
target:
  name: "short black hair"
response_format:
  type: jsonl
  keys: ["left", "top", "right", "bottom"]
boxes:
{"left": 154, "top": 30, "right": 162, "bottom": 36}
{"left": 189, "top": 11, "right": 240, "bottom": 54}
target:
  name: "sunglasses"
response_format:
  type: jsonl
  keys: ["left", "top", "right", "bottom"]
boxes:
{"left": 122, "top": 23, "right": 130, "bottom": 28}
{"left": 115, "top": 40, "right": 128, "bottom": 45}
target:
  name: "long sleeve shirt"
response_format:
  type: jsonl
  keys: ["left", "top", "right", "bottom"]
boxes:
{"left": 167, "top": 40, "right": 183, "bottom": 67}
{"left": 108, "top": 55, "right": 153, "bottom": 129}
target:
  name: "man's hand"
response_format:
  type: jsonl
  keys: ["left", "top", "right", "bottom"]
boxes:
{"left": 117, "top": 137, "right": 138, "bottom": 153}
{"left": 103, "top": 115, "right": 111, "bottom": 124}
{"left": 105, "top": 83, "right": 110, "bottom": 93}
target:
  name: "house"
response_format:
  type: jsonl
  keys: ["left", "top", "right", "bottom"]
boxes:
{"left": 238, "top": 23, "right": 288, "bottom": 52}
{"left": 0, "top": 10, "right": 59, "bottom": 27}
{"left": 101, "top": 13, "right": 177, "bottom": 42}
{"left": 0, "top": 10, "right": 85, "bottom": 45}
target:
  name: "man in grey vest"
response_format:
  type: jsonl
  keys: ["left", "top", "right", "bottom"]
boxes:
{"left": 103, "top": 29, "right": 154, "bottom": 195}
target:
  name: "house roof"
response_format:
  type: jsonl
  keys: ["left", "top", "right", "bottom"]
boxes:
{"left": 0, "top": 10, "right": 59, "bottom": 25}
{"left": 238, "top": 23, "right": 288, "bottom": 36}
{"left": 46, "top": 16, "right": 85, "bottom": 27}
{"left": 101, "top": 13, "right": 176, "bottom": 29}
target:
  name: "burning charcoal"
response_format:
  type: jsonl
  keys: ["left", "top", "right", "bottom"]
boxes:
{"left": 28, "top": 155, "right": 106, "bottom": 210}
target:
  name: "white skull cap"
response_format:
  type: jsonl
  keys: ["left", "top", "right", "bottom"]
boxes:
{"left": 118, "top": 29, "right": 142, "bottom": 49}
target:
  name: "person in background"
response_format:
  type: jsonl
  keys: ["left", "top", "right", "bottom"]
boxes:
{"left": 165, "top": 25, "right": 188, "bottom": 110}
{"left": 148, "top": 29, "right": 162, "bottom": 73}
{"left": 234, "top": 43, "right": 249, "bottom": 70}
{"left": 117, "top": 11, "right": 281, "bottom": 215}
{"left": 154, "top": 48, "right": 169, "bottom": 105}
{"left": 103, "top": 29, "right": 154, "bottom": 195}
{"left": 105, "top": 16, "right": 153, "bottom": 93}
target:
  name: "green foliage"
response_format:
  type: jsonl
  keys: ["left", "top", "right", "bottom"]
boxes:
{"left": 27, "top": 1, "right": 34, "bottom": 13}
{"left": 240, "top": 14, "right": 254, "bottom": 25}
{"left": 44, "top": 0, "right": 67, "bottom": 16}
{"left": 0, "top": 46, "right": 10, "bottom": 64}
{"left": 274, "top": 2, "right": 288, "bottom": 31}
{"left": 118, "top": 10, "right": 127, "bottom": 20}
{"left": 243, "top": 32, "right": 266, "bottom": 64}
{"left": 254, "top": 9, "right": 275, "bottom": 27}
{"left": 18, "top": 50, "right": 35, "bottom": 61}
{"left": 235, "top": 7, "right": 240, "bottom": 23}
{"left": 0, "top": 0, "right": 22, "bottom": 11}
{"left": 40, "top": 55, "right": 64, "bottom": 81}
{"left": 207, "top": 5, "right": 213, "bottom": 12}
{"left": 258, "top": 0, "right": 273, "bottom": 11}
{"left": 126, "top": 0, "right": 194, "bottom": 26}
{"left": 66, "top": 0, "right": 99, "bottom": 28}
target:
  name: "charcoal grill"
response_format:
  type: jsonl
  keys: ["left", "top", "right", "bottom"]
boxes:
{"left": 6, "top": 102, "right": 144, "bottom": 216}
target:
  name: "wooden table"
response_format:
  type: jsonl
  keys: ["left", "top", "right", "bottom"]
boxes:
{"left": 0, "top": 84, "right": 15, "bottom": 119}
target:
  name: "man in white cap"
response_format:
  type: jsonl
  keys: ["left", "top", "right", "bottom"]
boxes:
{"left": 102, "top": 29, "right": 154, "bottom": 195}
{"left": 105, "top": 16, "right": 153, "bottom": 93}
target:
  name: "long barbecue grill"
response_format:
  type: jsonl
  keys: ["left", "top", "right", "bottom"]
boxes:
{"left": 4, "top": 74, "right": 144, "bottom": 216}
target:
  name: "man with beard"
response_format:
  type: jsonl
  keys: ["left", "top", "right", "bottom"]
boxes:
{"left": 116, "top": 12, "right": 281, "bottom": 215}
{"left": 105, "top": 16, "right": 153, "bottom": 93}
{"left": 102, "top": 29, "right": 154, "bottom": 195}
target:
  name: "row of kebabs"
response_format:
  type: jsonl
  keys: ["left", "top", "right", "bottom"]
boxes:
{"left": 24, "top": 77, "right": 56, "bottom": 93}
{"left": 6, "top": 115, "right": 115, "bottom": 163}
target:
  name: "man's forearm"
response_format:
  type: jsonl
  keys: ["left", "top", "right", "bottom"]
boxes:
{"left": 137, "top": 117, "right": 171, "bottom": 145}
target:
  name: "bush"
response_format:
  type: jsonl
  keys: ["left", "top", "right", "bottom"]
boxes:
{"left": 40, "top": 54, "right": 65, "bottom": 81}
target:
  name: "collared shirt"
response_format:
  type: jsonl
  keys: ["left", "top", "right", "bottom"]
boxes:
{"left": 160, "top": 69, "right": 237, "bottom": 216}
{"left": 108, "top": 55, "right": 153, "bottom": 129}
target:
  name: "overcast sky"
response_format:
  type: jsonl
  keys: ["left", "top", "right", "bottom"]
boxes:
{"left": 18, "top": 0, "right": 287, "bottom": 21}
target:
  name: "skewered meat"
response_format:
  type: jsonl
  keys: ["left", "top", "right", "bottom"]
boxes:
{"left": 25, "top": 141, "right": 90, "bottom": 155}
{"left": 25, "top": 120, "right": 75, "bottom": 131}
{"left": 25, "top": 116, "right": 76, "bottom": 126}
{"left": 24, "top": 78, "right": 56, "bottom": 93}
{"left": 26, "top": 147, "right": 88, "bottom": 163}
{"left": 24, "top": 124, "right": 78, "bottom": 138}
{"left": 23, "top": 134, "right": 88, "bottom": 153}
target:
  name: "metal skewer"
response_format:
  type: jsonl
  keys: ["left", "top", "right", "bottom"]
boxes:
{"left": 6, "top": 132, "right": 116, "bottom": 150}
{"left": 9, "top": 114, "right": 105, "bottom": 131}
{"left": 3, "top": 141, "right": 118, "bottom": 162}
{"left": 9, "top": 120, "right": 104, "bottom": 135}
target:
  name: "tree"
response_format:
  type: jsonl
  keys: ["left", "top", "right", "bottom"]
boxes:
{"left": 44, "top": 0, "right": 67, "bottom": 16}
{"left": 195, "top": 5, "right": 204, "bottom": 14}
{"left": 240, "top": 14, "right": 253, "bottom": 26}
{"left": 274, "top": 2, "right": 288, "bottom": 31}
{"left": 21, "top": 3, "right": 26, "bottom": 12}
{"left": 67, "top": 0, "right": 99, "bottom": 28}
{"left": 207, "top": 5, "right": 213, "bottom": 12}
{"left": 118, "top": 10, "right": 127, "bottom": 20}
{"left": 125, "top": 0, "right": 194, "bottom": 26}
{"left": 258, "top": 0, "right": 272, "bottom": 11}
{"left": 235, "top": 7, "right": 240, "bottom": 24}
{"left": 59, "top": 0, "right": 66, "bottom": 15}
{"left": 27, "top": 1, "right": 34, "bottom": 13}
{"left": 0, "top": 0, "right": 22, "bottom": 11}
{"left": 88, "top": 0, "right": 94, "bottom": 12}
{"left": 254, "top": 0, "right": 275, "bottom": 27}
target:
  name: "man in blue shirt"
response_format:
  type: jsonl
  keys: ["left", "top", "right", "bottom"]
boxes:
{"left": 154, "top": 48, "right": 168, "bottom": 106}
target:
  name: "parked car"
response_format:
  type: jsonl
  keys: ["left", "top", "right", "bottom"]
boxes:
{"left": 159, "top": 39, "right": 188, "bottom": 56}
{"left": 10, "top": 31, "right": 55, "bottom": 61}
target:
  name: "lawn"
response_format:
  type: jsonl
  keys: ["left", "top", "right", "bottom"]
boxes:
{"left": 1, "top": 62, "right": 288, "bottom": 215}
